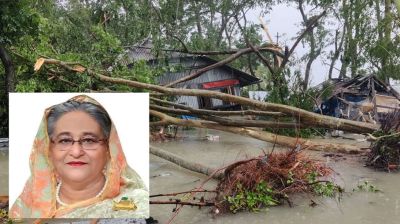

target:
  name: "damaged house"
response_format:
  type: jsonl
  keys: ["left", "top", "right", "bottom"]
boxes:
{"left": 314, "top": 75, "right": 400, "bottom": 123}
{"left": 124, "top": 39, "right": 260, "bottom": 110}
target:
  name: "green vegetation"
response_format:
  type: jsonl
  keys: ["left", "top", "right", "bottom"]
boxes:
{"left": 0, "top": 208, "right": 10, "bottom": 224}
{"left": 307, "top": 171, "right": 343, "bottom": 198}
{"left": 367, "top": 110, "right": 400, "bottom": 170}
{"left": 353, "top": 181, "right": 381, "bottom": 193}
{"left": 1, "top": 0, "right": 399, "bottom": 139}
{"left": 225, "top": 181, "right": 279, "bottom": 213}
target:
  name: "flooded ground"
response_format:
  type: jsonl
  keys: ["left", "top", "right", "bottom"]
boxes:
{"left": 150, "top": 129, "right": 400, "bottom": 224}
{"left": 0, "top": 148, "right": 8, "bottom": 196}
{"left": 1, "top": 130, "right": 399, "bottom": 224}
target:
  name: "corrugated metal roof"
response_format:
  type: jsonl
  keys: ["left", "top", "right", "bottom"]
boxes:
{"left": 124, "top": 39, "right": 260, "bottom": 86}
{"left": 124, "top": 38, "right": 191, "bottom": 62}
{"left": 314, "top": 75, "right": 400, "bottom": 101}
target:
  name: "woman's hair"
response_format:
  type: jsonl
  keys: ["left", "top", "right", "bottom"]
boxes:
{"left": 47, "top": 100, "right": 112, "bottom": 139}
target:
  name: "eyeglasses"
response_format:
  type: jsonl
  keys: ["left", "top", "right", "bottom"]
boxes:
{"left": 51, "top": 137, "right": 106, "bottom": 151}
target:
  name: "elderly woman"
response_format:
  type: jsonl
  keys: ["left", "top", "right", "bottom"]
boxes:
{"left": 10, "top": 95, "right": 149, "bottom": 218}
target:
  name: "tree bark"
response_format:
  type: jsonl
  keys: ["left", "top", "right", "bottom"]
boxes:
{"left": 0, "top": 45, "right": 15, "bottom": 93}
{"left": 328, "top": 26, "right": 346, "bottom": 79}
{"left": 150, "top": 200, "right": 214, "bottom": 206}
{"left": 235, "top": 14, "right": 275, "bottom": 75}
{"left": 349, "top": 0, "right": 361, "bottom": 77}
{"left": 298, "top": 0, "right": 319, "bottom": 90}
{"left": 150, "top": 105, "right": 303, "bottom": 128}
{"left": 280, "top": 11, "right": 326, "bottom": 70}
{"left": 150, "top": 110, "right": 365, "bottom": 153}
{"left": 150, "top": 97, "right": 284, "bottom": 116}
{"left": 339, "top": 0, "right": 350, "bottom": 79}
{"left": 37, "top": 57, "right": 380, "bottom": 133}
{"left": 382, "top": 0, "right": 393, "bottom": 84}
{"left": 150, "top": 145, "right": 224, "bottom": 179}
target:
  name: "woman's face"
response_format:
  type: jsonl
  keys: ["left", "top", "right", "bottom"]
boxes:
{"left": 49, "top": 111, "right": 109, "bottom": 184}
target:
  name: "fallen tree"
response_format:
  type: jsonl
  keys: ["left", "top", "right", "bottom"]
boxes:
{"left": 150, "top": 145, "right": 224, "bottom": 179}
{"left": 150, "top": 110, "right": 365, "bottom": 153}
{"left": 150, "top": 145, "right": 341, "bottom": 216}
{"left": 367, "top": 109, "right": 400, "bottom": 171}
{"left": 32, "top": 57, "right": 380, "bottom": 154}
{"left": 34, "top": 57, "right": 380, "bottom": 134}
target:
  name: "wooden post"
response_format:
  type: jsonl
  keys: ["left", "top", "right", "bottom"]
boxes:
{"left": 372, "top": 79, "right": 378, "bottom": 122}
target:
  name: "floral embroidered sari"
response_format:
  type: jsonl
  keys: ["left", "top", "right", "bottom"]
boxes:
{"left": 10, "top": 95, "right": 149, "bottom": 219}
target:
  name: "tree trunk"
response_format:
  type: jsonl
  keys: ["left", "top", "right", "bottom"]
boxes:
{"left": 0, "top": 45, "right": 15, "bottom": 93}
{"left": 339, "top": 0, "right": 350, "bottom": 79}
{"left": 328, "top": 24, "right": 346, "bottom": 80}
{"left": 303, "top": 33, "right": 316, "bottom": 90}
{"left": 150, "top": 110, "right": 366, "bottom": 154}
{"left": 298, "top": 0, "right": 318, "bottom": 90}
{"left": 37, "top": 57, "right": 380, "bottom": 134}
{"left": 349, "top": 0, "right": 360, "bottom": 77}
{"left": 150, "top": 145, "right": 224, "bottom": 179}
{"left": 382, "top": 0, "right": 393, "bottom": 84}
{"left": 194, "top": 2, "right": 202, "bottom": 36}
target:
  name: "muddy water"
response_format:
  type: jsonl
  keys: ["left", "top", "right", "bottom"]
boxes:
{"left": 150, "top": 129, "right": 400, "bottom": 224}
{"left": 0, "top": 149, "right": 8, "bottom": 196}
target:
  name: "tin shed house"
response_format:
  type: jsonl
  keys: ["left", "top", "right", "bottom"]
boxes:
{"left": 125, "top": 40, "right": 260, "bottom": 110}
{"left": 314, "top": 75, "right": 400, "bottom": 123}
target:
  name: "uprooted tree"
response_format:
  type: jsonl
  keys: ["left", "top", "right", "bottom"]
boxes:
{"left": 150, "top": 145, "right": 341, "bottom": 216}
{"left": 4, "top": 0, "right": 384, "bottom": 154}
{"left": 18, "top": 28, "right": 395, "bottom": 224}
{"left": 367, "top": 109, "right": 400, "bottom": 171}
{"left": 2, "top": 1, "right": 399, "bottom": 223}
{"left": 30, "top": 53, "right": 379, "bottom": 157}
{"left": 30, "top": 42, "right": 393, "bottom": 221}
{"left": 34, "top": 56, "right": 380, "bottom": 153}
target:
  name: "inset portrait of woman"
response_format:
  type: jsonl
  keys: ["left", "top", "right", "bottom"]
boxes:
{"left": 9, "top": 93, "right": 149, "bottom": 219}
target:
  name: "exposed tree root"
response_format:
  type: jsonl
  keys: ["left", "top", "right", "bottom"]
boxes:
{"left": 367, "top": 110, "right": 400, "bottom": 171}
{"left": 215, "top": 149, "right": 334, "bottom": 213}
{"left": 151, "top": 146, "right": 339, "bottom": 215}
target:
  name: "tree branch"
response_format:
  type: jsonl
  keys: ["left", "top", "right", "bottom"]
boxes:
{"left": 150, "top": 104, "right": 305, "bottom": 129}
{"left": 0, "top": 46, "right": 15, "bottom": 92}
{"left": 150, "top": 200, "right": 214, "bottom": 206}
{"left": 280, "top": 10, "right": 326, "bottom": 69}
{"left": 129, "top": 45, "right": 284, "bottom": 57}
{"left": 234, "top": 14, "right": 275, "bottom": 74}
{"left": 35, "top": 57, "right": 380, "bottom": 133}
{"left": 150, "top": 97, "right": 284, "bottom": 116}
{"left": 150, "top": 110, "right": 364, "bottom": 153}
{"left": 150, "top": 145, "right": 224, "bottom": 179}
{"left": 150, "top": 190, "right": 216, "bottom": 198}
{"left": 163, "top": 48, "right": 253, "bottom": 87}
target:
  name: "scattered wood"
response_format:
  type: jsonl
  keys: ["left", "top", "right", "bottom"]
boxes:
{"left": 151, "top": 146, "right": 338, "bottom": 215}
{"left": 367, "top": 109, "right": 400, "bottom": 171}
{"left": 215, "top": 148, "right": 333, "bottom": 213}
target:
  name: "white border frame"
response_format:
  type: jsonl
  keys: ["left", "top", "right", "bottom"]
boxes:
{"left": 9, "top": 93, "right": 149, "bottom": 205}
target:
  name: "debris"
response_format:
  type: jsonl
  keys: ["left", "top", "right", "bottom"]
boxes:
{"left": 331, "top": 130, "right": 344, "bottom": 137}
{"left": 205, "top": 134, "right": 220, "bottom": 141}
{"left": 309, "top": 200, "right": 318, "bottom": 207}
{"left": 0, "top": 138, "right": 8, "bottom": 148}
{"left": 367, "top": 109, "right": 400, "bottom": 171}
{"left": 214, "top": 149, "right": 337, "bottom": 213}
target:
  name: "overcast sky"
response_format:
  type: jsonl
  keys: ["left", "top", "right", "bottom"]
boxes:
{"left": 247, "top": 3, "right": 339, "bottom": 87}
